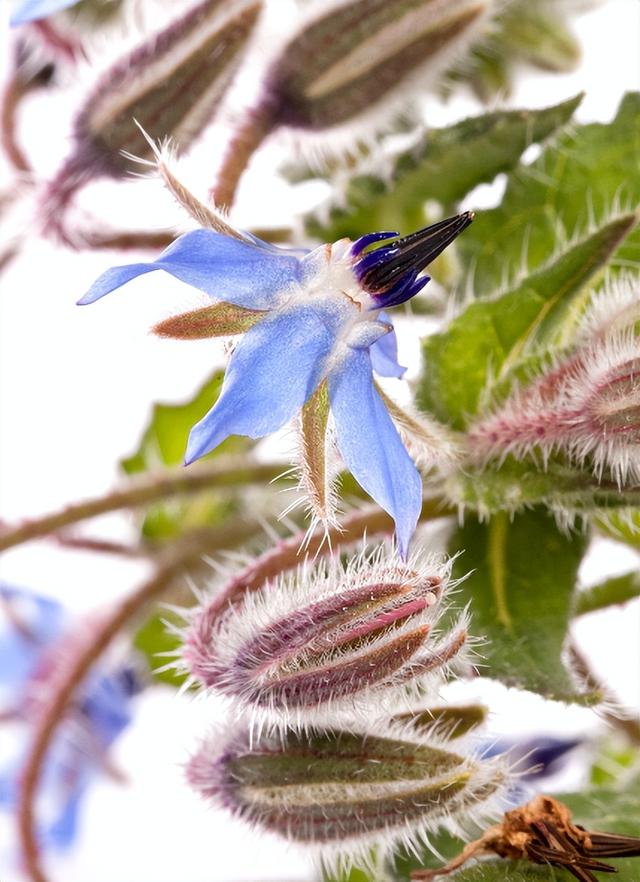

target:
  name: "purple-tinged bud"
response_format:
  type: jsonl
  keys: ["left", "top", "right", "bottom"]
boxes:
{"left": 467, "top": 333, "right": 640, "bottom": 486}
{"left": 265, "top": 0, "right": 491, "bottom": 131}
{"left": 351, "top": 212, "right": 474, "bottom": 309}
{"left": 181, "top": 551, "right": 471, "bottom": 725}
{"left": 44, "top": 0, "right": 262, "bottom": 215}
{"left": 186, "top": 725, "right": 509, "bottom": 859}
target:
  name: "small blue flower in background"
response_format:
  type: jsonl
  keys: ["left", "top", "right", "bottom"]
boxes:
{"left": 10, "top": 0, "right": 80, "bottom": 26}
{"left": 483, "top": 735, "right": 581, "bottom": 804}
{"left": 80, "top": 213, "right": 472, "bottom": 559}
{"left": 0, "top": 584, "right": 142, "bottom": 851}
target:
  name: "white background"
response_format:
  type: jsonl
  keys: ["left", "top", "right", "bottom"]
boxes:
{"left": 1, "top": 1, "right": 640, "bottom": 880}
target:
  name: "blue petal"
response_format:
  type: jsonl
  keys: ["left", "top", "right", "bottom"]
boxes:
{"left": 79, "top": 670, "right": 138, "bottom": 744}
{"left": 185, "top": 304, "right": 342, "bottom": 463}
{"left": 78, "top": 230, "right": 304, "bottom": 310}
{"left": 0, "top": 585, "right": 64, "bottom": 686}
{"left": 10, "top": 0, "right": 78, "bottom": 24}
{"left": 329, "top": 348, "right": 422, "bottom": 560}
{"left": 46, "top": 786, "right": 85, "bottom": 849}
{"left": 369, "top": 311, "right": 406, "bottom": 378}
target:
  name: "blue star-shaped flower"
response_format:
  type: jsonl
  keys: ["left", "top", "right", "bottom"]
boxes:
{"left": 10, "top": 0, "right": 80, "bottom": 25}
{"left": 0, "top": 584, "right": 142, "bottom": 852}
{"left": 80, "top": 213, "right": 472, "bottom": 559}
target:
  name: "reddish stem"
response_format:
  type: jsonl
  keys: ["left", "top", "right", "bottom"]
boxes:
{"left": 210, "top": 103, "right": 275, "bottom": 208}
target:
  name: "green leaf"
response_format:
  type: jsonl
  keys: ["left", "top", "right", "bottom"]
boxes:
{"left": 304, "top": 96, "right": 582, "bottom": 242}
{"left": 418, "top": 213, "right": 638, "bottom": 428}
{"left": 459, "top": 92, "right": 640, "bottom": 295}
{"left": 122, "top": 370, "right": 250, "bottom": 474}
{"left": 576, "top": 571, "right": 640, "bottom": 617}
{"left": 120, "top": 371, "right": 252, "bottom": 540}
{"left": 449, "top": 508, "right": 590, "bottom": 701}
{"left": 133, "top": 610, "right": 185, "bottom": 687}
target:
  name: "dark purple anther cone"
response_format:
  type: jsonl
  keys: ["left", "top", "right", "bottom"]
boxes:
{"left": 352, "top": 211, "right": 474, "bottom": 309}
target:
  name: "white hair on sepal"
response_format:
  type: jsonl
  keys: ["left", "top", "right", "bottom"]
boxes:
{"left": 185, "top": 714, "right": 513, "bottom": 876}
{"left": 177, "top": 542, "right": 478, "bottom": 732}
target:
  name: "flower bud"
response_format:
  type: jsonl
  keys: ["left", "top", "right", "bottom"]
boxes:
{"left": 187, "top": 725, "right": 508, "bottom": 856}
{"left": 45, "top": 0, "right": 261, "bottom": 210}
{"left": 265, "top": 0, "right": 490, "bottom": 131}
{"left": 181, "top": 550, "right": 470, "bottom": 725}
{"left": 467, "top": 332, "right": 640, "bottom": 486}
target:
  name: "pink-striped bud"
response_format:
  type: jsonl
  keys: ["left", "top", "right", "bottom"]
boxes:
{"left": 186, "top": 724, "right": 508, "bottom": 862}
{"left": 181, "top": 551, "right": 470, "bottom": 725}
{"left": 467, "top": 332, "right": 640, "bottom": 486}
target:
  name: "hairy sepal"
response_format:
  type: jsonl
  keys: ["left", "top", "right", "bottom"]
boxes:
{"left": 152, "top": 302, "right": 264, "bottom": 339}
{"left": 186, "top": 721, "right": 510, "bottom": 870}
{"left": 180, "top": 546, "right": 473, "bottom": 727}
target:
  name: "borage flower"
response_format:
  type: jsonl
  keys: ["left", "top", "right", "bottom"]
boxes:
{"left": 10, "top": 0, "right": 80, "bottom": 26}
{"left": 80, "top": 209, "right": 472, "bottom": 558}
{"left": 0, "top": 584, "right": 142, "bottom": 852}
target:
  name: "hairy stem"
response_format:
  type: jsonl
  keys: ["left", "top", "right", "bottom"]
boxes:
{"left": 17, "top": 520, "right": 258, "bottom": 882}
{"left": 0, "top": 459, "right": 283, "bottom": 553}
{"left": 210, "top": 103, "right": 275, "bottom": 208}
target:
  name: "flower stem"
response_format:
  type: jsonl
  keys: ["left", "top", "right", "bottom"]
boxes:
{"left": 16, "top": 520, "right": 258, "bottom": 882}
{"left": 210, "top": 102, "right": 276, "bottom": 208}
{"left": 0, "top": 459, "right": 283, "bottom": 553}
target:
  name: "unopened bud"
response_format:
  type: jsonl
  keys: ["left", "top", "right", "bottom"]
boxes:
{"left": 187, "top": 725, "right": 508, "bottom": 854}
{"left": 181, "top": 551, "right": 470, "bottom": 724}
{"left": 45, "top": 0, "right": 261, "bottom": 212}
{"left": 266, "top": 0, "right": 489, "bottom": 131}
{"left": 467, "top": 333, "right": 640, "bottom": 486}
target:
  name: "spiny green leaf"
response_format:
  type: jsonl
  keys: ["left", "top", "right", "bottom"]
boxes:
{"left": 448, "top": 508, "right": 590, "bottom": 701}
{"left": 575, "top": 571, "right": 640, "bottom": 617}
{"left": 418, "top": 213, "right": 638, "bottom": 428}
{"left": 459, "top": 92, "right": 640, "bottom": 295}
{"left": 304, "top": 95, "right": 582, "bottom": 242}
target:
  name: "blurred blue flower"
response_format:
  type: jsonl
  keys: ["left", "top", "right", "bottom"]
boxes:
{"left": 80, "top": 214, "right": 472, "bottom": 558}
{"left": 483, "top": 735, "right": 581, "bottom": 804}
{"left": 10, "top": 0, "right": 80, "bottom": 26}
{"left": 0, "top": 584, "right": 142, "bottom": 851}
